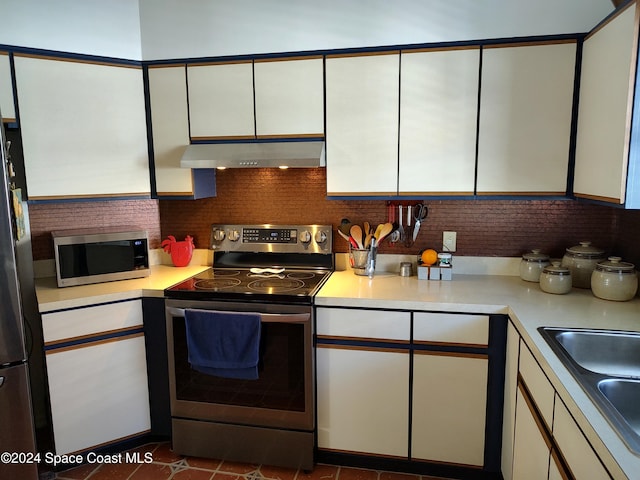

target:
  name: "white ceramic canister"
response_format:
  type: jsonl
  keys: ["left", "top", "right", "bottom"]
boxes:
{"left": 561, "top": 241, "right": 606, "bottom": 288}
{"left": 591, "top": 257, "right": 638, "bottom": 302}
{"left": 519, "top": 249, "right": 550, "bottom": 282}
{"left": 540, "top": 262, "right": 572, "bottom": 295}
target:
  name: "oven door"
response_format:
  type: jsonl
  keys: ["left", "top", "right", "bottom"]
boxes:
{"left": 165, "top": 299, "right": 314, "bottom": 431}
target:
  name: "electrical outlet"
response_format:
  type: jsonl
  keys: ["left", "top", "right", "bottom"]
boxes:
{"left": 443, "top": 231, "right": 457, "bottom": 252}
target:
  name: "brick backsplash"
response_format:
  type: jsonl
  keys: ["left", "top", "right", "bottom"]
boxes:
{"left": 27, "top": 169, "right": 637, "bottom": 265}
{"left": 29, "top": 199, "right": 161, "bottom": 261}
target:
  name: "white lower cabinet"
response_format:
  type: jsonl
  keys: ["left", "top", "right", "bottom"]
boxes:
{"left": 512, "top": 383, "right": 551, "bottom": 480}
{"left": 505, "top": 323, "right": 613, "bottom": 480}
{"left": 316, "top": 307, "right": 499, "bottom": 473}
{"left": 42, "top": 300, "right": 150, "bottom": 455}
{"left": 553, "top": 396, "right": 611, "bottom": 480}
{"left": 411, "top": 352, "right": 488, "bottom": 466}
{"left": 316, "top": 347, "right": 410, "bottom": 457}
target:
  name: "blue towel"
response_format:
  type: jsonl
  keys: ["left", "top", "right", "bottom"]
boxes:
{"left": 184, "top": 309, "right": 262, "bottom": 380}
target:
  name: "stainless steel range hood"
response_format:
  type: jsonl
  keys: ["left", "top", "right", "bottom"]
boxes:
{"left": 180, "top": 141, "right": 325, "bottom": 169}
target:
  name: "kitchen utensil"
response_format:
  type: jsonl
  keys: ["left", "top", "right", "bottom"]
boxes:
{"left": 376, "top": 223, "right": 393, "bottom": 243}
{"left": 591, "top": 257, "right": 638, "bottom": 301}
{"left": 364, "top": 222, "right": 373, "bottom": 248}
{"left": 398, "top": 205, "right": 405, "bottom": 242}
{"left": 338, "top": 218, "right": 352, "bottom": 239}
{"left": 519, "top": 249, "right": 550, "bottom": 283}
{"left": 350, "top": 225, "right": 364, "bottom": 249}
{"left": 561, "top": 241, "right": 606, "bottom": 288}
{"left": 412, "top": 204, "right": 428, "bottom": 242}
{"left": 540, "top": 262, "right": 572, "bottom": 295}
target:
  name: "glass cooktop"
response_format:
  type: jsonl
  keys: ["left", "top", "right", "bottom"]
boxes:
{"left": 165, "top": 267, "right": 332, "bottom": 304}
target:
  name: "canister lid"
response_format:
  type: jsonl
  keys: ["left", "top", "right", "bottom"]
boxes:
{"left": 543, "top": 261, "right": 571, "bottom": 276}
{"left": 522, "top": 249, "right": 549, "bottom": 262}
{"left": 565, "top": 241, "right": 605, "bottom": 259}
{"left": 595, "top": 256, "right": 636, "bottom": 274}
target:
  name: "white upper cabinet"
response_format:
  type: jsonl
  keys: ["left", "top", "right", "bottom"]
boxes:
{"left": 0, "top": 52, "right": 16, "bottom": 123}
{"left": 14, "top": 55, "right": 150, "bottom": 200}
{"left": 574, "top": 3, "right": 639, "bottom": 207}
{"left": 148, "top": 64, "right": 215, "bottom": 199}
{"left": 254, "top": 57, "right": 324, "bottom": 138}
{"left": 326, "top": 52, "right": 400, "bottom": 196}
{"left": 477, "top": 41, "right": 576, "bottom": 195}
{"left": 187, "top": 61, "right": 255, "bottom": 140}
{"left": 187, "top": 57, "right": 324, "bottom": 141}
{"left": 399, "top": 47, "right": 479, "bottom": 195}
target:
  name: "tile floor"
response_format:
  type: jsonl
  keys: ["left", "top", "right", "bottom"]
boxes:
{"left": 50, "top": 442, "right": 448, "bottom": 480}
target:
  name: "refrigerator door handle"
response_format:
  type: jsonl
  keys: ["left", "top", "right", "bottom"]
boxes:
{"left": 0, "top": 376, "right": 4, "bottom": 388}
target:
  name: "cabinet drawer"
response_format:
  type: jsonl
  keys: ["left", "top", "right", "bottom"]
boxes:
{"left": 413, "top": 312, "right": 489, "bottom": 346}
{"left": 519, "top": 341, "right": 555, "bottom": 429}
{"left": 316, "top": 308, "right": 410, "bottom": 341}
{"left": 42, "top": 299, "right": 143, "bottom": 344}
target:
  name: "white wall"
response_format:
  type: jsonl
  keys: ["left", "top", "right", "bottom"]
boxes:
{"left": 0, "top": 0, "right": 142, "bottom": 60}
{"left": 139, "top": 0, "right": 613, "bottom": 60}
{"left": 0, "top": 0, "right": 615, "bottom": 61}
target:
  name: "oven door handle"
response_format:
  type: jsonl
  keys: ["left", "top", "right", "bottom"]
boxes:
{"left": 167, "top": 307, "right": 310, "bottom": 324}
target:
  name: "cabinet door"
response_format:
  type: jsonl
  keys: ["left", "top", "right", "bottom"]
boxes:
{"left": 412, "top": 352, "right": 488, "bottom": 466}
{"left": 317, "top": 346, "right": 409, "bottom": 457}
{"left": 187, "top": 61, "right": 254, "bottom": 140}
{"left": 399, "top": 47, "right": 478, "bottom": 195}
{"left": 519, "top": 341, "right": 555, "bottom": 429}
{"left": 326, "top": 52, "right": 399, "bottom": 195}
{"left": 477, "top": 41, "right": 576, "bottom": 195}
{"left": 14, "top": 55, "right": 150, "bottom": 200}
{"left": 148, "top": 65, "right": 215, "bottom": 199}
{"left": 46, "top": 334, "right": 151, "bottom": 455}
{"left": 0, "top": 52, "right": 16, "bottom": 123}
{"left": 553, "top": 396, "right": 611, "bottom": 480}
{"left": 512, "top": 383, "right": 550, "bottom": 480}
{"left": 501, "top": 322, "right": 521, "bottom": 480}
{"left": 413, "top": 312, "right": 488, "bottom": 346}
{"left": 574, "top": 4, "right": 636, "bottom": 205}
{"left": 254, "top": 57, "right": 324, "bottom": 138}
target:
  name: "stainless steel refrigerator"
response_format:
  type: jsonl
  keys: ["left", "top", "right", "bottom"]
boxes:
{"left": 0, "top": 112, "right": 39, "bottom": 479}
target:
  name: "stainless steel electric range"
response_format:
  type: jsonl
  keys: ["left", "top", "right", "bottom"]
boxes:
{"left": 164, "top": 224, "right": 333, "bottom": 471}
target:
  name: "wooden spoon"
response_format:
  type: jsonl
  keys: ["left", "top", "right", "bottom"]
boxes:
{"left": 350, "top": 224, "right": 364, "bottom": 249}
{"left": 376, "top": 223, "right": 394, "bottom": 243}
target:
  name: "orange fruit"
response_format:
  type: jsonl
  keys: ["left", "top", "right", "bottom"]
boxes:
{"left": 421, "top": 249, "right": 438, "bottom": 266}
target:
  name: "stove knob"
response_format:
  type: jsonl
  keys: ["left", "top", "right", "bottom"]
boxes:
{"left": 314, "top": 230, "right": 327, "bottom": 244}
{"left": 227, "top": 229, "right": 240, "bottom": 242}
{"left": 212, "top": 228, "right": 226, "bottom": 242}
{"left": 300, "top": 230, "right": 312, "bottom": 244}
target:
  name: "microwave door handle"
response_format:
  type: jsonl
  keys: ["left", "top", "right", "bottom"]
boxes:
{"left": 167, "top": 308, "right": 309, "bottom": 324}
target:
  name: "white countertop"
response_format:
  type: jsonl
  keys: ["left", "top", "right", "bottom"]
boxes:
{"left": 35, "top": 264, "right": 210, "bottom": 312}
{"left": 317, "top": 269, "right": 640, "bottom": 479}
{"left": 35, "top": 260, "right": 640, "bottom": 478}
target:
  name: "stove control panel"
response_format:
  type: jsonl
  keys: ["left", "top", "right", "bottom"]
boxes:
{"left": 210, "top": 224, "right": 332, "bottom": 253}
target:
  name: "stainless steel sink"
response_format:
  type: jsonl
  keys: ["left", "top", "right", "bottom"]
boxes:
{"left": 539, "top": 327, "right": 640, "bottom": 455}
{"left": 553, "top": 330, "right": 640, "bottom": 378}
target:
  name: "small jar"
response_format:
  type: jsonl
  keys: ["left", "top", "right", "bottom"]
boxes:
{"left": 591, "top": 257, "right": 638, "bottom": 302}
{"left": 519, "top": 249, "right": 550, "bottom": 282}
{"left": 400, "top": 262, "right": 412, "bottom": 277}
{"left": 540, "top": 262, "right": 572, "bottom": 295}
{"left": 438, "top": 252, "right": 452, "bottom": 267}
{"left": 561, "top": 241, "right": 606, "bottom": 289}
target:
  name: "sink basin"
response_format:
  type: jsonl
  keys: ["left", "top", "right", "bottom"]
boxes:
{"left": 553, "top": 330, "right": 640, "bottom": 378}
{"left": 539, "top": 327, "right": 640, "bottom": 455}
{"left": 598, "top": 379, "right": 640, "bottom": 438}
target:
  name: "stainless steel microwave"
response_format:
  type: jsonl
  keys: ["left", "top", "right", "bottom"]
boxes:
{"left": 52, "top": 227, "right": 150, "bottom": 287}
